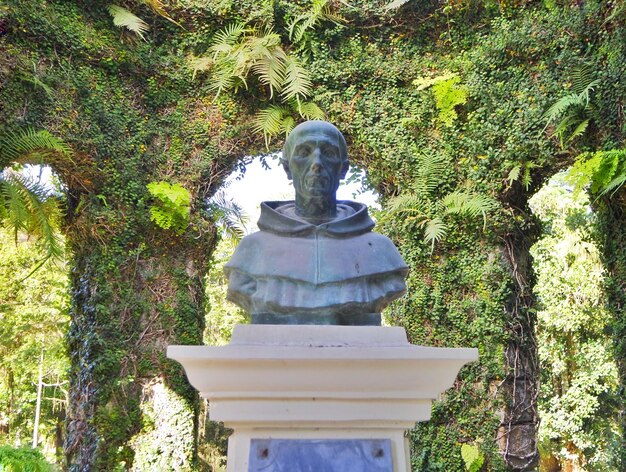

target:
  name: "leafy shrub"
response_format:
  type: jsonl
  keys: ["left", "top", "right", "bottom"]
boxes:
{"left": 0, "top": 445, "right": 55, "bottom": 472}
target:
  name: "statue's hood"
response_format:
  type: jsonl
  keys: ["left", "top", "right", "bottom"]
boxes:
{"left": 257, "top": 201, "right": 375, "bottom": 237}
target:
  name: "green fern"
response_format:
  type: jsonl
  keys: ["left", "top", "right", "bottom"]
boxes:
{"left": 0, "top": 170, "right": 63, "bottom": 260}
{"left": 281, "top": 55, "right": 313, "bottom": 105}
{"left": 0, "top": 128, "right": 72, "bottom": 265}
{"left": 107, "top": 5, "right": 149, "bottom": 40}
{"left": 414, "top": 73, "right": 468, "bottom": 127}
{"left": 0, "top": 128, "right": 74, "bottom": 167}
{"left": 412, "top": 151, "right": 450, "bottom": 196}
{"left": 192, "top": 22, "right": 323, "bottom": 147}
{"left": 385, "top": 186, "right": 498, "bottom": 253}
{"left": 432, "top": 76, "right": 469, "bottom": 126}
{"left": 288, "top": 0, "right": 345, "bottom": 44}
{"left": 207, "top": 190, "right": 248, "bottom": 242}
{"left": 253, "top": 100, "right": 325, "bottom": 149}
{"left": 423, "top": 217, "right": 447, "bottom": 252}
{"left": 506, "top": 161, "right": 538, "bottom": 190}
{"left": 542, "top": 64, "right": 599, "bottom": 148}
{"left": 566, "top": 149, "right": 626, "bottom": 198}
{"left": 146, "top": 181, "right": 191, "bottom": 234}
{"left": 440, "top": 190, "right": 498, "bottom": 229}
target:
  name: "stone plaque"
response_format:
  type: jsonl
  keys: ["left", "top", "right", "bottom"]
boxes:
{"left": 248, "top": 438, "right": 393, "bottom": 472}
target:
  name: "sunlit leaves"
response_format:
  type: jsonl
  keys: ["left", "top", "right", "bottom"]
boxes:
{"left": 191, "top": 21, "right": 323, "bottom": 147}
{"left": 566, "top": 149, "right": 626, "bottom": 198}
{"left": 530, "top": 177, "right": 620, "bottom": 467}
{"left": 107, "top": 5, "right": 149, "bottom": 40}
{"left": 414, "top": 73, "right": 469, "bottom": 127}
{"left": 253, "top": 101, "right": 324, "bottom": 149}
{"left": 146, "top": 181, "right": 191, "bottom": 234}
{"left": 0, "top": 128, "right": 72, "bottom": 264}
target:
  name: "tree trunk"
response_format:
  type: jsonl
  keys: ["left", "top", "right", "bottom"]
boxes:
{"left": 598, "top": 193, "right": 626, "bottom": 470}
{"left": 64, "top": 232, "right": 216, "bottom": 471}
{"left": 32, "top": 349, "right": 44, "bottom": 448}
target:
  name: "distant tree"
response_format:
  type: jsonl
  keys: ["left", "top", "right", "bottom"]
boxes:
{"left": 530, "top": 175, "right": 620, "bottom": 471}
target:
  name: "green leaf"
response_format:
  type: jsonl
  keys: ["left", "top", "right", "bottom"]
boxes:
{"left": 146, "top": 181, "right": 191, "bottom": 234}
{"left": 424, "top": 217, "right": 447, "bottom": 253}
{"left": 107, "top": 5, "right": 149, "bottom": 40}
{"left": 461, "top": 444, "right": 485, "bottom": 472}
{"left": 298, "top": 101, "right": 325, "bottom": 120}
{"left": 507, "top": 165, "right": 521, "bottom": 186}
{"left": 0, "top": 128, "right": 74, "bottom": 167}
{"left": 253, "top": 105, "right": 288, "bottom": 149}
{"left": 281, "top": 55, "right": 313, "bottom": 102}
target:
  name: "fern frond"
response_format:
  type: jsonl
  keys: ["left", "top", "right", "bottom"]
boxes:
{"left": 211, "top": 23, "right": 247, "bottom": 53}
{"left": 413, "top": 152, "right": 449, "bottom": 196}
{"left": 571, "top": 64, "right": 596, "bottom": 95}
{"left": 207, "top": 190, "right": 248, "bottom": 242}
{"left": 423, "top": 217, "right": 447, "bottom": 253}
{"left": 542, "top": 93, "right": 582, "bottom": 125}
{"left": 209, "top": 60, "right": 238, "bottom": 94}
{"left": 288, "top": 0, "right": 345, "bottom": 43}
{"left": 187, "top": 56, "right": 213, "bottom": 80}
{"left": 386, "top": 193, "right": 430, "bottom": 215}
{"left": 281, "top": 115, "right": 296, "bottom": 136}
{"left": 0, "top": 171, "right": 63, "bottom": 259}
{"left": 383, "top": 0, "right": 413, "bottom": 10}
{"left": 297, "top": 101, "right": 325, "bottom": 120}
{"left": 441, "top": 190, "right": 498, "bottom": 229}
{"left": 507, "top": 165, "right": 521, "bottom": 186}
{"left": 146, "top": 181, "right": 191, "bottom": 234}
{"left": 598, "top": 173, "right": 626, "bottom": 197}
{"left": 253, "top": 105, "right": 288, "bottom": 149}
{"left": 107, "top": 5, "right": 149, "bottom": 40}
{"left": 141, "top": 0, "right": 182, "bottom": 27}
{"left": 0, "top": 128, "right": 74, "bottom": 167}
{"left": 566, "top": 119, "right": 589, "bottom": 143}
{"left": 281, "top": 55, "right": 313, "bottom": 102}
{"left": 251, "top": 44, "right": 286, "bottom": 98}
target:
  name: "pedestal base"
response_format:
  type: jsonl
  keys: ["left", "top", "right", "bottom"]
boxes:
{"left": 168, "top": 325, "right": 478, "bottom": 471}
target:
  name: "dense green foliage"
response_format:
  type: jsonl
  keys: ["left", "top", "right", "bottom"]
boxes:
{"left": 530, "top": 177, "right": 620, "bottom": 470}
{"left": 0, "top": 229, "right": 69, "bottom": 456}
{"left": 2, "top": 0, "right": 626, "bottom": 470}
{"left": 0, "top": 445, "right": 56, "bottom": 472}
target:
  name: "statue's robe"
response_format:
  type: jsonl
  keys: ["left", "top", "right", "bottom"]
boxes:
{"left": 224, "top": 201, "right": 408, "bottom": 325}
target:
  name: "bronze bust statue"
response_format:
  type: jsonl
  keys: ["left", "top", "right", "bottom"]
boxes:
{"left": 224, "top": 120, "right": 408, "bottom": 325}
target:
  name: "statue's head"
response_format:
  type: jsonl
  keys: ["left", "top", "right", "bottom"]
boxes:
{"left": 281, "top": 121, "right": 349, "bottom": 202}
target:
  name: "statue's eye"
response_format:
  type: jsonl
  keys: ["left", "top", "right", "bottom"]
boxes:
{"left": 321, "top": 145, "right": 339, "bottom": 161}
{"left": 295, "top": 145, "right": 312, "bottom": 158}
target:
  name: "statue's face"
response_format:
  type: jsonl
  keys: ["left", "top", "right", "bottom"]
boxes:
{"left": 285, "top": 127, "right": 349, "bottom": 200}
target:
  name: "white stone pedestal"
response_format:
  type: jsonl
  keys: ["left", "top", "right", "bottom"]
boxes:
{"left": 167, "top": 325, "right": 478, "bottom": 471}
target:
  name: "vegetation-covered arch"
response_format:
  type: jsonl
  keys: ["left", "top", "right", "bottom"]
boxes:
{"left": 2, "top": 1, "right": 626, "bottom": 471}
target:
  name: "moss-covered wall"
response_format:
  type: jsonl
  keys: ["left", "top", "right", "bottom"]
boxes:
{"left": 1, "top": 1, "right": 257, "bottom": 469}
{"left": 2, "top": 0, "right": 626, "bottom": 470}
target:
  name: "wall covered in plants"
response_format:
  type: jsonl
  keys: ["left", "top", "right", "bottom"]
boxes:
{"left": 2, "top": 0, "right": 626, "bottom": 470}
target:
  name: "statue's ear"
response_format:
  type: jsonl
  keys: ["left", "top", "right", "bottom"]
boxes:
{"left": 282, "top": 160, "right": 292, "bottom": 180}
{"left": 340, "top": 160, "right": 349, "bottom": 179}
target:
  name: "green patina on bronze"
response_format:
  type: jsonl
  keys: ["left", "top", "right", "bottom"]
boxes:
{"left": 225, "top": 121, "right": 408, "bottom": 325}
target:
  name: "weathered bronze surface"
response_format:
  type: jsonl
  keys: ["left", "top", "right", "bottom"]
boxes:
{"left": 224, "top": 121, "right": 408, "bottom": 325}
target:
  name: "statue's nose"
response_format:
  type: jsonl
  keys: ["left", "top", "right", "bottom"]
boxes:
{"left": 310, "top": 149, "right": 323, "bottom": 170}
